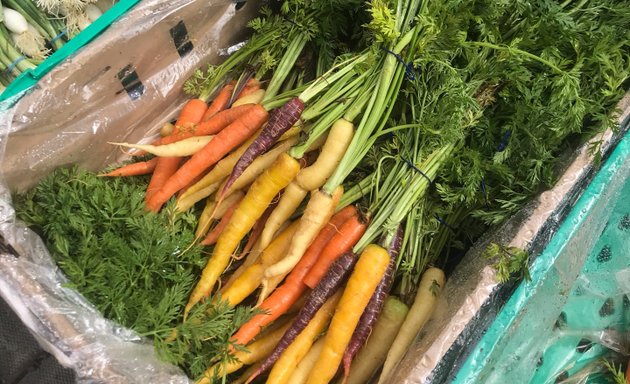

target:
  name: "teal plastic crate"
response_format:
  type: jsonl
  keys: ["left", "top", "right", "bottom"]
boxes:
{"left": 453, "top": 130, "right": 630, "bottom": 383}
{"left": 0, "top": 0, "right": 140, "bottom": 102}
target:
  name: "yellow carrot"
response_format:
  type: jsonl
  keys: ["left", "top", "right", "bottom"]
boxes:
{"left": 265, "top": 292, "right": 341, "bottom": 384}
{"left": 378, "top": 267, "right": 445, "bottom": 384}
{"left": 184, "top": 153, "right": 301, "bottom": 318}
{"left": 279, "top": 125, "right": 302, "bottom": 141}
{"left": 345, "top": 297, "right": 409, "bottom": 384}
{"left": 257, "top": 269, "right": 287, "bottom": 304}
{"left": 288, "top": 338, "right": 326, "bottom": 384}
{"left": 196, "top": 321, "right": 293, "bottom": 384}
{"left": 258, "top": 182, "right": 305, "bottom": 250}
{"left": 306, "top": 244, "right": 390, "bottom": 384}
{"left": 260, "top": 118, "right": 354, "bottom": 250}
{"left": 232, "top": 88, "right": 266, "bottom": 107}
{"left": 194, "top": 191, "right": 244, "bottom": 239}
{"left": 176, "top": 182, "right": 221, "bottom": 213}
{"left": 263, "top": 186, "right": 343, "bottom": 279}
{"left": 217, "top": 138, "right": 297, "bottom": 201}
{"left": 220, "top": 221, "right": 300, "bottom": 307}
{"left": 110, "top": 135, "right": 215, "bottom": 157}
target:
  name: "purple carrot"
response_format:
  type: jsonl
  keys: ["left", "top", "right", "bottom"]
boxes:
{"left": 341, "top": 226, "right": 404, "bottom": 382}
{"left": 219, "top": 97, "right": 304, "bottom": 201}
{"left": 246, "top": 251, "right": 358, "bottom": 383}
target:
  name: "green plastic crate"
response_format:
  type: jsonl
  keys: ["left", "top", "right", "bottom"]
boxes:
{"left": 0, "top": 0, "right": 141, "bottom": 102}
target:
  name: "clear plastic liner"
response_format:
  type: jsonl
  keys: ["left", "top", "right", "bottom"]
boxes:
{"left": 0, "top": 0, "right": 261, "bottom": 382}
{"left": 2, "top": 0, "right": 261, "bottom": 193}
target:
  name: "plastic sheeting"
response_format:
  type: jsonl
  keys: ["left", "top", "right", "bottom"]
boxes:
{"left": 1, "top": 0, "right": 259, "bottom": 193}
{"left": 454, "top": 131, "right": 630, "bottom": 383}
{"left": 0, "top": 0, "right": 261, "bottom": 382}
{"left": 0, "top": 0, "right": 629, "bottom": 382}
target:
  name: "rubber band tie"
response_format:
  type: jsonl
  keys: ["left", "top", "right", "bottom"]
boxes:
{"left": 4, "top": 56, "right": 26, "bottom": 75}
{"left": 49, "top": 29, "right": 67, "bottom": 45}
{"left": 402, "top": 157, "right": 434, "bottom": 186}
{"left": 381, "top": 47, "right": 416, "bottom": 81}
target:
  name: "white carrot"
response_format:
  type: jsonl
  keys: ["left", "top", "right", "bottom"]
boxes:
{"left": 110, "top": 135, "right": 215, "bottom": 157}
{"left": 378, "top": 267, "right": 445, "bottom": 383}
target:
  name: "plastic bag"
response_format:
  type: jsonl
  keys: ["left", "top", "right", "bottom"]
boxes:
{"left": 447, "top": 131, "right": 630, "bottom": 384}
{"left": 0, "top": 0, "right": 261, "bottom": 381}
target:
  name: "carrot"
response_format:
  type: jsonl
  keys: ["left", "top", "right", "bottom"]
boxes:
{"left": 233, "top": 88, "right": 265, "bottom": 107}
{"left": 250, "top": 292, "right": 342, "bottom": 384}
{"left": 216, "top": 137, "right": 297, "bottom": 203}
{"left": 195, "top": 191, "right": 245, "bottom": 239}
{"left": 177, "top": 124, "right": 300, "bottom": 209}
{"left": 260, "top": 118, "right": 354, "bottom": 250}
{"left": 183, "top": 152, "right": 300, "bottom": 317}
{"left": 176, "top": 98, "right": 208, "bottom": 129}
{"left": 161, "top": 104, "right": 255, "bottom": 145}
{"left": 177, "top": 171, "right": 205, "bottom": 199}
{"left": 248, "top": 251, "right": 358, "bottom": 373}
{"left": 110, "top": 135, "right": 215, "bottom": 157}
{"left": 201, "top": 196, "right": 241, "bottom": 246}
{"left": 260, "top": 205, "right": 359, "bottom": 304}
{"left": 232, "top": 362, "right": 263, "bottom": 384}
{"left": 264, "top": 186, "right": 343, "bottom": 279}
{"left": 306, "top": 244, "right": 390, "bottom": 384}
{"left": 220, "top": 97, "right": 305, "bottom": 200}
{"left": 175, "top": 131, "right": 260, "bottom": 212}
{"left": 377, "top": 267, "right": 446, "bottom": 384}
{"left": 145, "top": 98, "right": 208, "bottom": 203}
{"left": 303, "top": 213, "right": 368, "bottom": 289}
{"left": 160, "top": 122, "right": 175, "bottom": 137}
{"left": 342, "top": 226, "right": 402, "bottom": 383}
{"left": 345, "top": 297, "right": 409, "bottom": 384}
{"left": 196, "top": 320, "right": 292, "bottom": 384}
{"left": 201, "top": 82, "right": 234, "bottom": 122}
{"left": 220, "top": 221, "right": 299, "bottom": 307}
{"left": 99, "top": 158, "right": 157, "bottom": 177}
{"left": 229, "top": 207, "right": 357, "bottom": 346}
{"left": 285, "top": 205, "right": 358, "bottom": 291}
{"left": 288, "top": 338, "right": 325, "bottom": 384}
{"left": 145, "top": 156, "right": 181, "bottom": 203}
{"left": 147, "top": 104, "right": 269, "bottom": 212}
{"left": 176, "top": 181, "right": 221, "bottom": 213}
{"left": 236, "top": 192, "right": 281, "bottom": 260}
{"left": 129, "top": 137, "right": 162, "bottom": 157}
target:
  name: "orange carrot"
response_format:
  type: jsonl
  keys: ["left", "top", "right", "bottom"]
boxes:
{"left": 99, "top": 158, "right": 158, "bottom": 177}
{"left": 176, "top": 98, "right": 208, "bottom": 130}
{"left": 201, "top": 196, "right": 242, "bottom": 246}
{"left": 145, "top": 98, "right": 208, "bottom": 203}
{"left": 145, "top": 157, "right": 181, "bottom": 202}
{"left": 284, "top": 205, "right": 357, "bottom": 287}
{"left": 158, "top": 104, "right": 255, "bottom": 145}
{"left": 146, "top": 104, "right": 269, "bottom": 212}
{"left": 230, "top": 205, "right": 358, "bottom": 347}
{"left": 202, "top": 83, "right": 235, "bottom": 121}
{"left": 303, "top": 213, "right": 368, "bottom": 289}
